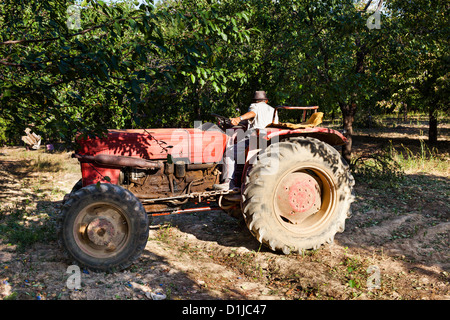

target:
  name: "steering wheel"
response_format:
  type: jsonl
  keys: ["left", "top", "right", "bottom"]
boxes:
{"left": 211, "top": 113, "right": 232, "bottom": 131}
{"left": 211, "top": 113, "right": 247, "bottom": 131}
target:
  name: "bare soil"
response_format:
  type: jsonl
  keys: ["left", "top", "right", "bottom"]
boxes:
{"left": 0, "top": 122, "right": 449, "bottom": 301}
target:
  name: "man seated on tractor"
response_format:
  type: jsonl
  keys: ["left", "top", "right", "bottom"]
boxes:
{"left": 213, "top": 91, "right": 278, "bottom": 191}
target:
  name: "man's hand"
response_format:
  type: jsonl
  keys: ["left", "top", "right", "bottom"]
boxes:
{"left": 229, "top": 111, "right": 254, "bottom": 126}
{"left": 230, "top": 117, "right": 241, "bottom": 126}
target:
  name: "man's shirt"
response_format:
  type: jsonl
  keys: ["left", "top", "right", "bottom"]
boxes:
{"left": 248, "top": 102, "right": 278, "bottom": 130}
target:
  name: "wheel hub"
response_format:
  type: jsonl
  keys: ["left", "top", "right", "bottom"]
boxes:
{"left": 86, "top": 217, "right": 117, "bottom": 247}
{"left": 275, "top": 172, "right": 322, "bottom": 224}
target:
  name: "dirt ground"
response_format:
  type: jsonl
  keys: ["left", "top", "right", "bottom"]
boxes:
{"left": 0, "top": 122, "right": 448, "bottom": 301}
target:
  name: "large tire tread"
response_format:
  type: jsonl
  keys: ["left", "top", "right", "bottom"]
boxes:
{"left": 242, "top": 136, "right": 354, "bottom": 254}
{"left": 57, "top": 183, "right": 149, "bottom": 272}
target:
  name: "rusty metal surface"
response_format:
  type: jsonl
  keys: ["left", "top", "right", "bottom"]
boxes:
{"left": 274, "top": 172, "right": 321, "bottom": 225}
{"left": 150, "top": 206, "right": 220, "bottom": 217}
{"left": 120, "top": 162, "right": 222, "bottom": 212}
{"left": 73, "top": 153, "right": 163, "bottom": 170}
{"left": 275, "top": 106, "right": 319, "bottom": 110}
{"left": 86, "top": 217, "right": 117, "bottom": 247}
{"left": 140, "top": 188, "right": 239, "bottom": 204}
{"left": 264, "top": 127, "right": 347, "bottom": 146}
{"left": 75, "top": 202, "right": 129, "bottom": 257}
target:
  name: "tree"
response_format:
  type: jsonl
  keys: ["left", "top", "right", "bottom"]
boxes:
{"left": 1, "top": 0, "right": 446, "bottom": 154}
{"left": 139, "top": 0, "right": 254, "bottom": 127}
{"left": 0, "top": 0, "right": 254, "bottom": 143}
{"left": 243, "top": 0, "right": 390, "bottom": 162}
{"left": 1, "top": 0, "right": 157, "bottom": 142}
{"left": 384, "top": 0, "right": 449, "bottom": 144}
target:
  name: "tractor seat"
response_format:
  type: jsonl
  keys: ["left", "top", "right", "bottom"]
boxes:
{"left": 266, "top": 112, "right": 324, "bottom": 129}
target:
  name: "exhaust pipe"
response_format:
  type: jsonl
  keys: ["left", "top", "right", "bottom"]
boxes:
{"left": 73, "top": 153, "right": 163, "bottom": 170}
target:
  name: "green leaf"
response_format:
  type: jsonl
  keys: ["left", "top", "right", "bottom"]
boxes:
{"left": 221, "top": 33, "right": 228, "bottom": 41}
{"left": 114, "top": 21, "right": 122, "bottom": 33}
{"left": 241, "top": 12, "right": 249, "bottom": 22}
{"left": 128, "top": 19, "right": 137, "bottom": 31}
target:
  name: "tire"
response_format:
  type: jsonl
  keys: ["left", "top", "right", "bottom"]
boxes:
{"left": 62, "top": 179, "right": 83, "bottom": 204}
{"left": 57, "top": 183, "right": 150, "bottom": 272}
{"left": 242, "top": 137, "right": 355, "bottom": 254}
{"left": 70, "top": 179, "right": 83, "bottom": 194}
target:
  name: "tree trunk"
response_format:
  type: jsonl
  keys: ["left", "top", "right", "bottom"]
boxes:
{"left": 192, "top": 83, "right": 201, "bottom": 122}
{"left": 403, "top": 102, "right": 408, "bottom": 122}
{"left": 428, "top": 106, "right": 438, "bottom": 144}
{"left": 340, "top": 102, "right": 357, "bottom": 164}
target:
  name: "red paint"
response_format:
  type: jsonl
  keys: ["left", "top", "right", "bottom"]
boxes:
{"left": 80, "top": 162, "right": 120, "bottom": 187}
{"left": 264, "top": 127, "right": 347, "bottom": 145}
{"left": 76, "top": 128, "right": 228, "bottom": 186}
{"left": 288, "top": 178, "right": 317, "bottom": 213}
{"left": 76, "top": 126, "right": 345, "bottom": 187}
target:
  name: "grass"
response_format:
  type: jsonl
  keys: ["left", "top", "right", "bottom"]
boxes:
{"left": 342, "top": 256, "right": 367, "bottom": 290}
{"left": 153, "top": 223, "right": 175, "bottom": 243}
{"left": 0, "top": 206, "right": 56, "bottom": 252}
{"left": 13, "top": 148, "right": 79, "bottom": 174}
{"left": 0, "top": 147, "right": 80, "bottom": 251}
{"left": 351, "top": 140, "right": 448, "bottom": 223}
{"left": 352, "top": 137, "right": 448, "bottom": 190}
{"left": 392, "top": 139, "right": 448, "bottom": 174}
{"left": 0, "top": 118, "right": 448, "bottom": 300}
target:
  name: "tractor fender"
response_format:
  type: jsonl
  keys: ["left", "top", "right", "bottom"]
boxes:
{"left": 264, "top": 127, "right": 347, "bottom": 146}
{"left": 242, "top": 127, "right": 347, "bottom": 186}
{"left": 244, "top": 127, "right": 346, "bottom": 165}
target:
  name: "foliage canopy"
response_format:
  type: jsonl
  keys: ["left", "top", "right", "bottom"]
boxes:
{"left": 0, "top": 0, "right": 448, "bottom": 156}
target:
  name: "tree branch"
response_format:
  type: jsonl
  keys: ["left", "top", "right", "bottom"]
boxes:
{"left": 0, "top": 24, "right": 104, "bottom": 46}
{"left": 0, "top": 12, "right": 149, "bottom": 47}
{"left": 363, "top": 0, "right": 374, "bottom": 12}
{"left": 362, "top": 0, "right": 384, "bottom": 12}
{"left": 0, "top": 59, "right": 24, "bottom": 67}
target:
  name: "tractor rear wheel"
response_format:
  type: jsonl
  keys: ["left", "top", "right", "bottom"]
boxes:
{"left": 242, "top": 137, "right": 354, "bottom": 254}
{"left": 57, "top": 183, "right": 149, "bottom": 272}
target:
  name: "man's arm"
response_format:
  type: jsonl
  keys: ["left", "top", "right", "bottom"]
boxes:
{"left": 230, "top": 111, "right": 256, "bottom": 126}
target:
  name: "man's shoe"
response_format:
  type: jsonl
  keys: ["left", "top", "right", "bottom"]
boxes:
{"left": 213, "top": 182, "right": 231, "bottom": 191}
{"left": 213, "top": 180, "right": 235, "bottom": 191}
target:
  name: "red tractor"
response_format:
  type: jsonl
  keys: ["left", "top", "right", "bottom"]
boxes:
{"left": 57, "top": 106, "right": 354, "bottom": 272}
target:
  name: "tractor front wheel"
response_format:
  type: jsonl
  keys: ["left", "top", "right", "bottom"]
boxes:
{"left": 57, "top": 183, "right": 149, "bottom": 272}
